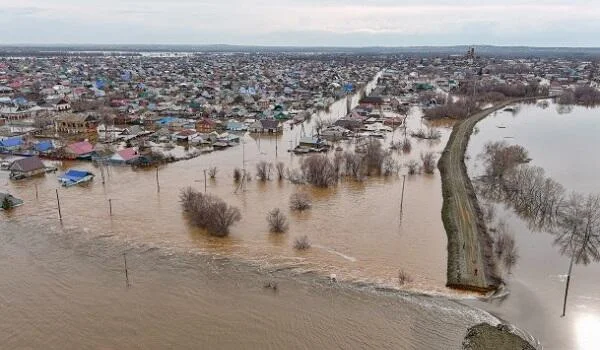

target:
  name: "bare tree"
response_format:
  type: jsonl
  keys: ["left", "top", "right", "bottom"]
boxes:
{"left": 344, "top": 151, "right": 364, "bottom": 180}
{"left": 421, "top": 152, "right": 437, "bottom": 174}
{"left": 406, "top": 160, "right": 421, "bottom": 175}
{"left": 481, "top": 141, "right": 529, "bottom": 179}
{"left": 300, "top": 154, "right": 337, "bottom": 187}
{"left": 267, "top": 208, "right": 288, "bottom": 233}
{"left": 275, "top": 161, "right": 285, "bottom": 180}
{"left": 290, "top": 192, "right": 312, "bottom": 211}
{"left": 179, "top": 187, "right": 242, "bottom": 237}
{"left": 208, "top": 166, "right": 218, "bottom": 179}
{"left": 554, "top": 193, "right": 600, "bottom": 316}
{"left": 256, "top": 161, "right": 273, "bottom": 181}
{"left": 233, "top": 167, "right": 242, "bottom": 182}
{"left": 382, "top": 156, "right": 400, "bottom": 176}
{"left": 401, "top": 138, "right": 412, "bottom": 153}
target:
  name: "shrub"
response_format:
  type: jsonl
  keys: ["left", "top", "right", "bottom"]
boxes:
{"left": 421, "top": 152, "right": 437, "bottom": 174}
{"left": 179, "top": 187, "right": 242, "bottom": 237}
{"left": 290, "top": 192, "right": 311, "bottom": 211}
{"left": 1, "top": 196, "right": 13, "bottom": 210}
{"left": 300, "top": 154, "right": 337, "bottom": 187}
{"left": 208, "top": 166, "right": 218, "bottom": 179}
{"left": 398, "top": 270, "right": 413, "bottom": 285}
{"left": 401, "top": 138, "right": 412, "bottom": 153}
{"left": 267, "top": 208, "right": 288, "bottom": 233}
{"left": 233, "top": 168, "right": 242, "bottom": 182}
{"left": 275, "top": 162, "right": 285, "bottom": 180}
{"left": 407, "top": 160, "right": 421, "bottom": 175}
{"left": 294, "top": 235, "right": 311, "bottom": 250}
{"left": 256, "top": 161, "right": 273, "bottom": 181}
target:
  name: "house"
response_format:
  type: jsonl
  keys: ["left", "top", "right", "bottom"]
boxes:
{"left": 54, "top": 98, "right": 71, "bottom": 112}
{"left": 0, "top": 137, "right": 23, "bottom": 152}
{"left": 34, "top": 140, "right": 55, "bottom": 154}
{"left": 249, "top": 119, "right": 282, "bottom": 133}
{"left": 226, "top": 120, "right": 248, "bottom": 132}
{"left": 8, "top": 156, "right": 47, "bottom": 179}
{"left": 196, "top": 118, "right": 216, "bottom": 133}
{"left": 359, "top": 96, "right": 384, "bottom": 107}
{"left": 174, "top": 129, "right": 199, "bottom": 142}
{"left": 110, "top": 148, "right": 139, "bottom": 164}
{"left": 63, "top": 141, "right": 95, "bottom": 159}
{"left": 55, "top": 113, "right": 98, "bottom": 134}
{"left": 299, "top": 136, "right": 326, "bottom": 148}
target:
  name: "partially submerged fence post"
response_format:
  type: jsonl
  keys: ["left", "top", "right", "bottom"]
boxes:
{"left": 123, "top": 252, "right": 130, "bottom": 288}
{"left": 400, "top": 175, "right": 406, "bottom": 214}
{"left": 108, "top": 198, "right": 113, "bottom": 216}
{"left": 55, "top": 189, "right": 62, "bottom": 221}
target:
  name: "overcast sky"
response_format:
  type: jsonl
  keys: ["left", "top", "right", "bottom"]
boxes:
{"left": 1, "top": 0, "right": 599, "bottom": 46}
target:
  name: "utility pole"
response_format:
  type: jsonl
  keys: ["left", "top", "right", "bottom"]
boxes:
{"left": 55, "top": 189, "right": 62, "bottom": 221}
{"left": 100, "top": 164, "right": 106, "bottom": 185}
{"left": 203, "top": 169, "right": 207, "bottom": 193}
{"left": 156, "top": 166, "right": 160, "bottom": 193}
{"left": 400, "top": 175, "right": 406, "bottom": 213}
{"left": 35, "top": 184, "right": 38, "bottom": 200}
{"left": 123, "top": 253, "right": 130, "bottom": 288}
{"left": 108, "top": 198, "right": 113, "bottom": 216}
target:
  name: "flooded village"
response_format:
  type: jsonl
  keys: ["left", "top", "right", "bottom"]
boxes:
{"left": 2, "top": 47, "right": 600, "bottom": 349}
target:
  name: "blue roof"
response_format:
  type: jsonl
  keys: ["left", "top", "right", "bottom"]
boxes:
{"left": 0, "top": 137, "right": 23, "bottom": 148}
{"left": 60, "top": 170, "right": 93, "bottom": 182}
{"left": 157, "top": 117, "right": 177, "bottom": 125}
{"left": 34, "top": 140, "right": 54, "bottom": 152}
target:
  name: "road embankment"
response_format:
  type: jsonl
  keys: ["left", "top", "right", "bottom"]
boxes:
{"left": 438, "top": 101, "right": 517, "bottom": 292}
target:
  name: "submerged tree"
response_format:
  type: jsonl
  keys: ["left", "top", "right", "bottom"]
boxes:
{"left": 554, "top": 193, "right": 600, "bottom": 317}
{"left": 266, "top": 208, "right": 288, "bottom": 233}
{"left": 1, "top": 196, "right": 13, "bottom": 210}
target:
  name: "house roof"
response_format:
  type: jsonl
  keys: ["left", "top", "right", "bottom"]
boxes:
{"left": 116, "top": 148, "right": 139, "bottom": 161}
{"left": 67, "top": 141, "right": 94, "bottom": 155}
{"left": 260, "top": 119, "right": 280, "bottom": 129}
{"left": 0, "top": 137, "right": 23, "bottom": 148}
{"left": 34, "top": 140, "right": 54, "bottom": 152}
{"left": 9, "top": 156, "right": 45, "bottom": 172}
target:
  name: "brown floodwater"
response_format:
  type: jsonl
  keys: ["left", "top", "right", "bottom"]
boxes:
{"left": 1, "top": 91, "right": 453, "bottom": 295}
{"left": 0, "top": 80, "right": 510, "bottom": 348}
{"left": 466, "top": 100, "right": 600, "bottom": 350}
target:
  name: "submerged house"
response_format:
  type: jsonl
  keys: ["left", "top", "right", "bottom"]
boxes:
{"left": 63, "top": 141, "right": 95, "bottom": 159}
{"left": 8, "top": 156, "right": 47, "bottom": 179}
{"left": 110, "top": 148, "right": 139, "bottom": 164}
{"left": 34, "top": 140, "right": 55, "bottom": 154}
{"left": 249, "top": 119, "right": 282, "bottom": 133}
{"left": 0, "top": 137, "right": 23, "bottom": 152}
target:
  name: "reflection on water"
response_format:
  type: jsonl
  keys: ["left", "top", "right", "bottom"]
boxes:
{"left": 466, "top": 100, "right": 600, "bottom": 350}
{"left": 576, "top": 314, "right": 600, "bottom": 350}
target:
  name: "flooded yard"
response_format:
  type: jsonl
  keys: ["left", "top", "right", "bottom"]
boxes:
{"left": 466, "top": 100, "right": 600, "bottom": 350}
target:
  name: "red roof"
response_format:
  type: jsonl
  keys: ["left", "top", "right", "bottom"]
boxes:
{"left": 116, "top": 148, "right": 138, "bottom": 161}
{"left": 67, "top": 141, "right": 94, "bottom": 155}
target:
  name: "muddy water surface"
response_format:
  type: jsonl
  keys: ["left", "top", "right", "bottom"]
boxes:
{"left": 466, "top": 101, "right": 600, "bottom": 350}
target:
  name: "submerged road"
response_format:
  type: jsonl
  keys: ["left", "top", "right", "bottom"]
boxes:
{"left": 438, "top": 101, "right": 516, "bottom": 292}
